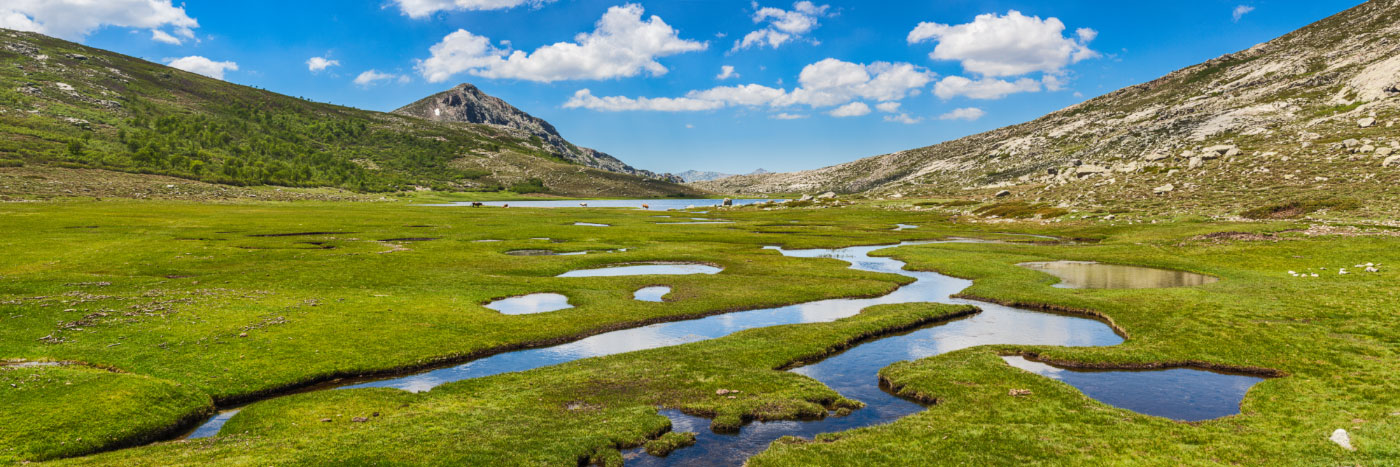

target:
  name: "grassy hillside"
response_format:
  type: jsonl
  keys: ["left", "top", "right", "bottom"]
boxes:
{"left": 0, "top": 29, "right": 702, "bottom": 198}
{"left": 700, "top": 0, "right": 1400, "bottom": 220}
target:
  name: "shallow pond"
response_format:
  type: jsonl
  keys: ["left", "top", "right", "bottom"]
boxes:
{"left": 182, "top": 241, "right": 1265, "bottom": 461}
{"left": 893, "top": 224, "right": 918, "bottom": 231}
{"left": 634, "top": 286, "right": 672, "bottom": 302}
{"left": 427, "top": 199, "right": 780, "bottom": 210}
{"left": 557, "top": 263, "right": 723, "bottom": 277}
{"left": 1019, "top": 261, "right": 1218, "bottom": 289}
{"left": 1002, "top": 356, "right": 1264, "bottom": 421}
{"left": 573, "top": 222, "right": 610, "bottom": 227}
{"left": 484, "top": 293, "right": 573, "bottom": 315}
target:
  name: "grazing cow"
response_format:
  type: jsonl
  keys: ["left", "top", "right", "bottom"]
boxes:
{"left": 579, "top": 203, "right": 588, "bottom": 207}
{"left": 641, "top": 204, "right": 649, "bottom": 210}
{"left": 502, "top": 204, "right": 508, "bottom": 208}
{"left": 471, "top": 202, "right": 484, "bottom": 207}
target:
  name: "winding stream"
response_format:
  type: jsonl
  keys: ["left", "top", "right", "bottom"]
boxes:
{"left": 179, "top": 241, "right": 1262, "bottom": 465}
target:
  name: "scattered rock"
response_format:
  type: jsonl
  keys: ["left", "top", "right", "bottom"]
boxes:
{"left": 816, "top": 192, "right": 836, "bottom": 199}
{"left": 1008, "top": 389, "right": 1033, "bottom": 397}
{"left": 1075, "top": 165, "right": 1108, "bottom": 177}
{"left": 320, "top": 418, "right": 332, "bottom": 423}
{"left": 995, "top": 190, "right": 1011, "bottom": 197}
{"left": 1153, "top": 183, "right": 1175, "bottom": 194}
{"left": 1189, "top": 156, "right": 1204, "bottom": 169}
{"left": 1330, "top": 428, "right": 1355, "bottom": 450}
{"left": 1358, "top": 117, "right": 1376, "bottom": 128}
{"left": 351, "top": 417, "right": 369, "bottom": 423}
{"left": 1383, "top": 155, "right": 1400, "bottom": 167}
{"left": 798, "top": 194, "right": 813, "bottom": 202}
{"left": 1377, "top": 147, "right": 1394, "bottom": 157}
{"left": 1144, "top": 153, "right": 1170, "bottom": 162}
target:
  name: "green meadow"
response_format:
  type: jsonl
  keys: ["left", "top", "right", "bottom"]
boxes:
{"left": 1, "top": 199, "right": 1396, "bottom": 465}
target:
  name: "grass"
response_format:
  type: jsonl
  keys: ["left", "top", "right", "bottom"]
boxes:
{"left": 972, "top": 201, "right": 1070, "bottom": 219}
{"left": 1239, "top": 198, "right": 1361, "bottom": 219}
{"left": 1, "top": 199, "right": 1397, "bottom": 464}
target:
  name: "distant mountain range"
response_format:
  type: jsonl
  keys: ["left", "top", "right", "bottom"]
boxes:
{"left": 698, "top": 0, "right": 1400, "bottom": 218}
{"left": 0, "top": 29, "right": 699, "bottom": 197}
{"left": 676, "top": 168, "right": 770, "bottom": 183}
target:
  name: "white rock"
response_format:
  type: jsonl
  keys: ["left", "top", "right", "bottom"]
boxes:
{"left": 1189, "top": 157, "right": 1204, "bottom": 169}
{"left": 1358, "top": 117, "right": 1376, "bottom": 128}
{"left": 1144, "top": 153, "right": 1170, "bottom": 162}
{"left": 1383, "top": 155, "right": 1400, "bottom": 167}
{"left": 1330, "top": 429, "right": 1355, "bottom": 451}
{"left": 1153, "top": 183, "right": 1175, "bottom": 194}
{"left": 1075, "top": 165, "right": 1109, "bottom": 177}
{"left": 1377, "top": 147, "right": 1395, "bottom": 157}
{"left": 816, "top": 192, "right": 836, "bottom": 199}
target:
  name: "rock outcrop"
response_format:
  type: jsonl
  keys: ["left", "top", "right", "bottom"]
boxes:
{"left": 395, "top": 84, "right": 680, "bottom": 183}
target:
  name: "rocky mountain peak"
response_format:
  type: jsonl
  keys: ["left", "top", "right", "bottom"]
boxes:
{"left": 394, "top": 83, "right": 680, "bottom": 183}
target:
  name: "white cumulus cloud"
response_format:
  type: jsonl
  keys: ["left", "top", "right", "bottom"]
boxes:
{"left": 416, "top": 4, "right": 706, "bottom": 83}
{"left": 307, "top": 57, "right": 340, "bottom": 72}
{"left": 733, "top": 1, "right": 831, "bottom": 51}
{"left": 150, "top": 29, "right": 182, "bottom": 45}
{"left": 717, "top": 65, "right": 740, "bottom": 80}
{"left": 828, "top": 102, "right": 870, "bottom": 117}
{"left": 884, "top": 113, "right": 922, "bottom": 124}
{"left": 391, "top": 0, "right": 553, "bottom": 18}
{"left": 354, "top": 70, "right": 408, "bottom": 87}
{"left": 0, "top": 0, "right": 197, "bottom": 44}
{"left": 563, "top": 58, "right": 933, "bottom": 116}
{"left": 934, "top": 76, "right": 1041, "bottom": 100}
{"left": 164, "top": 56, "right": 237, "bottom": 80}
{"left": 908, "top": 10, "right": 1097, "bottom": 77}
{"left": 1232, "top": 5, "right": 1255, "bottom": 22}
{"left": 875, "top": 101, "right": 901, "bottom": 113}
{"left": 938, "top": 107, "right": 985, "bottom": 121}
{"left": 564, "top": 89, "right": 725, "bottom": 112}
{"left": 771, "top": 112, "right": 808, "bottom": 120}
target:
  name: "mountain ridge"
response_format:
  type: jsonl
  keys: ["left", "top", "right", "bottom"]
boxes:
{"left": 394, "top": 83, "right": 682, "bottom": 183}
{"left": 698, "top": 0, "right": 1400, "bottom": 218}
{"left": 0, "top": 29, "right": 700, "bottom": 198}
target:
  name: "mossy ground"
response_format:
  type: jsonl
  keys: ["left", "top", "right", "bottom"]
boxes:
{"left": 1, "top": 199, "right": 1396, "bottom": 464}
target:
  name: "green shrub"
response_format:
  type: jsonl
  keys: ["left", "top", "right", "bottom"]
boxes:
{"left": 0, "top": 159, "right": 23, "bottom": 167}
{"left": 1240, "top": 199, "right": 1360, "bottom": 219}
{"left": 974, "top": 201, "right": 1069, "bottom": 219}
{"left": 509, "top": 178, "right": 548, "bottom": 194}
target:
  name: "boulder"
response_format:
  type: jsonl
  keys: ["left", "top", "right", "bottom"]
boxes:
{"left": 1330, "top": 429, "right": 1355, "bottom": 451}
{"left": 1075, "top": 165, "right": 1108, "bottom": 177}
{"left": 1342, "top": 139, "right": 1361, "bottom": 149}
{"left": 816, "top": 192, "right": 836, "bottom": 199}
{"left": 1359, "top": 145, "right": 1376, "bottom": 153}
{"left": 1189, "top": 156, "right": 1204, "bottom": 169}
{"left": 995, "top": 190, "right": 1011, "bottom": 197}
{"left": 1358, "top": 117, "right": 1376, "bottom": 128}
{"left": 1383, "top": 155, "right": 1400, "bottom": 167}
{"left": 1153, "top": 183, "right": 1175, "bottom": 194}
{"left": 1376, "top": 147, "right": 1394, "bottom": 157}
{"left": 1202, "top": 145, "right": 1237, "bottom": 158}
{"left": 1144, "top": 153, "right": 1170, "bottom": 162}
{"left": 798, "top": 194, "right": 813, "bottom": 202}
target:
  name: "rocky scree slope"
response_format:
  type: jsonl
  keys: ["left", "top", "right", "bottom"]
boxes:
{"left": 0, "top": 30, "right": 698, "bottom": 198}
{"left": 395, "top": 83, "right": 682, "bottom": 183}
{"left": 698, "top": 0, "right": 1400, "bottom": 218}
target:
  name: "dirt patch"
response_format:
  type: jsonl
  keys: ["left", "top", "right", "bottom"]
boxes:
{"left": 379, "top": 237, "right": 440, "bottom": 242}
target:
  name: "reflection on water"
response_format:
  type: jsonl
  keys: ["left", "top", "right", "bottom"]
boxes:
{"left": 557, "top": 263, "right": 723, "bottom": 277}
{"left": 1001, "top": 356, "right": 1264, "bottom": 421}
{"left": 573, "top": 222, "right": 610, "bottom": 227}
{"left": 484, "top": 293, "right": 573, "bottom": 315}
{"left": 1019, "top": 261, "right": 1218, "bottom": 289}
{"left": 634, "top": 286, "right": 672, "bottom": 302}
{"left": 894, "top": 224, "right": 918, "bottom": 231}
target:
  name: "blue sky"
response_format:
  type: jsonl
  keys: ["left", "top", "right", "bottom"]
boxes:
{"left": 5, "top": 0, "right": 1364, "bottom": 174}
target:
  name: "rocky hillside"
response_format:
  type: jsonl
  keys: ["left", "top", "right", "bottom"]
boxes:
{"left": 676, "top": 168, "right": 770, "bottom": 182}
{"left": 699, "top": 0, "right": 1400, "bottom": 218}
{"left": 395, "top": 83, "right": 681, "bottom": 183}
{"left": 0, "top": 30, "right": 700, "bottom": 198}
